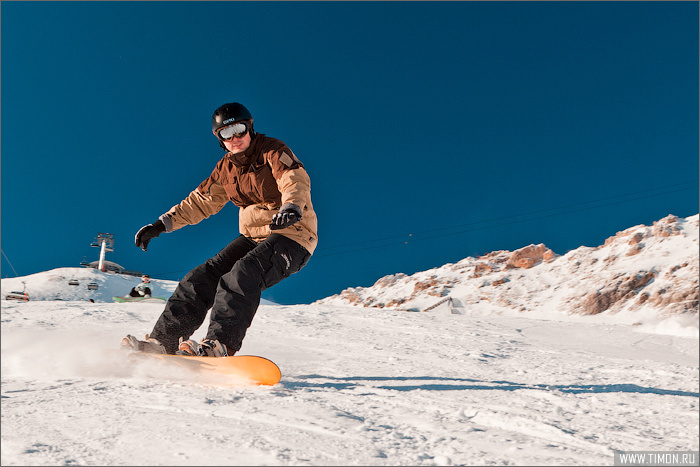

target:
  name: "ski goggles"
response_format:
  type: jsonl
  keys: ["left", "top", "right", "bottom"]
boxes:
{"left": 216, "top": 121, "right": 250, "bottom": 141}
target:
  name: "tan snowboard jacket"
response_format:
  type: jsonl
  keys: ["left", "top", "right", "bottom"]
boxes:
{"left": 159, "top": 134, "right": 318, "bottom": 254}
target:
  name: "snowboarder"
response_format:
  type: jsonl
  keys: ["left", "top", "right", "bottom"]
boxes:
{"left": 121, "top": 102, "right": 317, "bottom": 357}
{"left": 128, "top": 274, "right": 152, "bottom": 298}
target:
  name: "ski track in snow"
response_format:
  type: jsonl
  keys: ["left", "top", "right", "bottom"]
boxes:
{"left": 1, "top": 300, "right": 698, "bottom": 466}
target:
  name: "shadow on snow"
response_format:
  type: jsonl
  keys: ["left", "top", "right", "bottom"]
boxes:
{"left": 284, "top": 375, "right": 698, "bottom": 398}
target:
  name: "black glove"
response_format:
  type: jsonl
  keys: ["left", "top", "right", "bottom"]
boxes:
{"left": 270, "top": 203, "right": 302, "bottom": 230}
{"left": 135, "top": 220, "right": 166, "bottom": 252}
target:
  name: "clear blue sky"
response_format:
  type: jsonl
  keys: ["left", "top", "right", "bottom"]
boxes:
{"left": 2, "top": 1, "right": 698, "bottom": 305}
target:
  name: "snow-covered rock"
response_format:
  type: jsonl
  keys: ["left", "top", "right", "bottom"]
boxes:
{"left": 317, "top": 214, "right": 699, "bottom": 335}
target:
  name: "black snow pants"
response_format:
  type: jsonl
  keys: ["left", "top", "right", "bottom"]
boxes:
{"left": 149, "top": 234, "right": 311, "bottom": 355}
{"left": 129, "top": 287, "right": 151, "bottom": 297}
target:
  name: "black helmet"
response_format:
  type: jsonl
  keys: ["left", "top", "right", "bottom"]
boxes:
{"left": 212, "top": 102, "right": 254, "bottom": 133}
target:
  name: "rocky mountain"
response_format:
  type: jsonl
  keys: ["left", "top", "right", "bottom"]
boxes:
{"left": 317, "top": 214, "right": 699, "bottom": 331}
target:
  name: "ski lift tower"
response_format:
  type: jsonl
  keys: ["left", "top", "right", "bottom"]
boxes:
{"left": 90, "top": 233, "right": 114, "bottom": 272}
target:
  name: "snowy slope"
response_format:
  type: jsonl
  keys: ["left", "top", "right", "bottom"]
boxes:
{"left": 0, "top": 267, "right": 275, "bottom": 306}
{"left": 318, "top": 214, "right": 699, "bottom": 337}
{"left": 1, "top": 214, "right": 698, "bottom": 465}
{"left": 1, "top": 300, "right": 698, "bottom": 466}
{"left": 0, "top": 267, "right": 178, "bottom": 302}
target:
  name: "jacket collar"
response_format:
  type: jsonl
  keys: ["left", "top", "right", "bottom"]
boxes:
{"left": 225, "top": 133, "right": 264, "bottom": 167}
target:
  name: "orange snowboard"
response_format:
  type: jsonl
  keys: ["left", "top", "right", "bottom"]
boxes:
{"left": 133, "top": 353, "right": 281, "bottom": 386}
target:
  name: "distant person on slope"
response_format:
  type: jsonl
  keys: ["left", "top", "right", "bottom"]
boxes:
{"left": 121, "top": 102, "right": 317, "bottom": 357}
{"left": 128, "top": 274, "right": 153, "bottom": 298}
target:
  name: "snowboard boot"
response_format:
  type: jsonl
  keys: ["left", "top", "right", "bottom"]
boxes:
{"left": 120, "top": 334, "right": 167, "bottom": 354}
{"left": 176, "top": 337, "right": 228, "bottom": 357}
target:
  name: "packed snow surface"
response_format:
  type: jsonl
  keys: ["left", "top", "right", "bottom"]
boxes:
{"left": 2, "top": 298, "right": 698, "bottom": 465}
